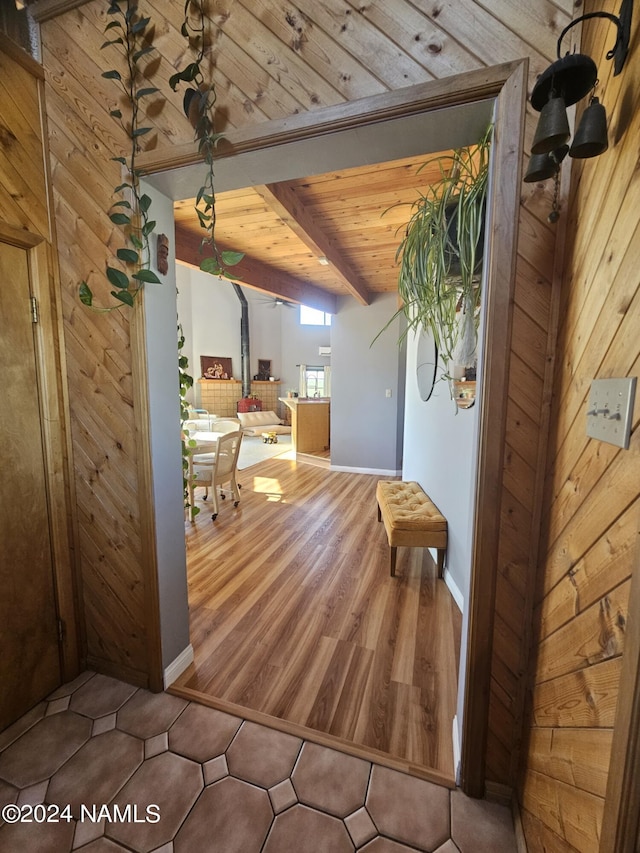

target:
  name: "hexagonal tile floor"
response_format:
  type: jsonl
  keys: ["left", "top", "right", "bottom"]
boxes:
{"left": 0, "top": 673, "right": 517, "bottom": 852}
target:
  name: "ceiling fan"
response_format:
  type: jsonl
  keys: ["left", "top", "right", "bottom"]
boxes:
{"left": 260, "top": 297, "right": 297, "bottom": 309}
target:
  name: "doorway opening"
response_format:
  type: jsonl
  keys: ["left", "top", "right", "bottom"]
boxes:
{"left": 142, "top": 62, "right": 527, "bottom": 794}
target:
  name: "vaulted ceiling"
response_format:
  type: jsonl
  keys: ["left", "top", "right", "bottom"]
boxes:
{"left": 174, "top": 151, "right": 449, "bottom": 314}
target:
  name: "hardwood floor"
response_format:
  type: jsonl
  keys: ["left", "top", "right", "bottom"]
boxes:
{"left": 174, "top": 456, "right": 462, "bottom": 782}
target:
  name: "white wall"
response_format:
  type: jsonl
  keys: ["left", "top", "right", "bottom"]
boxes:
{"left": 280, "top": 305, "right": 331, "bottom": 393}
{"left": 331, "top": 293, "right": 405, "bottom": 474}
{"left": 250, "top": 297, "right": 285, "bottom": 381}
{"left": 402, "top": 330, "right": 480, "bottom": 601}
{"left": 177, "top": 266, "right": 243, "bottom": 394}
{"left": 402, "top": 320, "right": 484, "bottom": 781}
{"left": 177, "top": 274, "right": 404, "bottom": 473}
{"left": 176, "top": 268, "right": 288, "bottom": 401}
{"left": 141, "top": 183, "right": 190, "bottom": 672}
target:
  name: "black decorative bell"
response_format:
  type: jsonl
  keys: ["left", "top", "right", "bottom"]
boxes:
{"left": 569, "top": 97, "right": 609, "bottom": 158}
{"left": 531, "top": 96, "right": 571, "bottom": 155}
{"left": 524, "top": 152, "right": 558, "bottom": 183}
{"left": 523, "top": 145, "right": 569, "bottom": 183}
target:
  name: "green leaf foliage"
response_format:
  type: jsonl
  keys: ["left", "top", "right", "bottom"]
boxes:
{"left": 132, "top": 268, "right": 161, "bottom": 284}
{"left": 221, "top": 250, "right": 245, "bottom": 266}
{"left": 388, "top": 125, "right": 492, "bottom": 386}
{"left": 112, "top": 290, "right": 135, "bottom": 307}
{"left": 178, "top": 323, "right": 196, "bottom": 510}
{"left": 133, "top": 46, "right": 155, "bottom": 61}
{"left": 200, "top": 257, "right": 222, "bottom": 275}
{"left": 79, "top": 281, "right": 93, "bottom": 306}
{"left": 106, "top": 266, "right": 130, "bottom": 290}
{"left": 137, "top": 87, "right": 159, "bottom": 99}
{"left": 116, "top": 248, "right": 140, "bottom": 264}
{"left": 168, "top": 62, "right": 200, "bottom": 91}
{"left": 131, "top": 16, "right": 151, "bottom": 34}
{"left": 102, "top": 69, "right": 122, "bottom": 80}
{"left": 109, "top": 212, "right": 131, "bottom": 226}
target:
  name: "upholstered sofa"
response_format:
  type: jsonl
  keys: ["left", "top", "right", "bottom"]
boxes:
{"left": 185, "top": 415, "right": 241, "bottom": 432}
{"left": 237, "top": 410, "right": 291, "bottom": 436}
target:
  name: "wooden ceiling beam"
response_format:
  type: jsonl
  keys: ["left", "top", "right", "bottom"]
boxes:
{"left": 255, "top": 182, "right": 372, "bottom": 306}
{"left": 174, "top": 225, "right": 337, "bottom": 315}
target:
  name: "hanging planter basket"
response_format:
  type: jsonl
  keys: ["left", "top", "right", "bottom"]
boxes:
{"left": 394, "top": 128, "right": 492, "bottom": 377}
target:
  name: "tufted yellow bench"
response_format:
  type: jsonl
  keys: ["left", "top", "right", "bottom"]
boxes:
{"left": 376, "top": 480, "right": 448, "bottom": 577}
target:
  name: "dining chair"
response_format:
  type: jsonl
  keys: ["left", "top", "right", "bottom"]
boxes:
{"left": 210, "top": 417, "right": 242, "bottom": 434}
{"left": 187, "top": 438, "right": 217, "bottom": 521}
{"left": 189, "top": 431, "right": 243, "bottom": 522}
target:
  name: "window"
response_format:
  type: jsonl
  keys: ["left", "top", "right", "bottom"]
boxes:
{"left": 305, "top": 367, "right": 326, "bottom": 397}
{"left": 300, "top": 306, "right": 332, "bottom": 326}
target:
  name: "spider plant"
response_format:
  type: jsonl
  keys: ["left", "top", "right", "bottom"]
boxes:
{"left": 395, "top": 126, "right": 492, "bottom": 374}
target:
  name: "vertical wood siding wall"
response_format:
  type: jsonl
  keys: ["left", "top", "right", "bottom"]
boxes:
{"left": 518, "top": 1, "right": 640, "bottom": 849}
{"left": 37, "top": 0, "right": 608, "bottom": 815}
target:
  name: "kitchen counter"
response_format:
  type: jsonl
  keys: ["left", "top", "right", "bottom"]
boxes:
{"left": 279, "top": 397, "right": 330, "bottom": 453}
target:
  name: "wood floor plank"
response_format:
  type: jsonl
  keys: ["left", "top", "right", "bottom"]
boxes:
{"left": 177, "top": 457, "right": 462, "bottom": 778}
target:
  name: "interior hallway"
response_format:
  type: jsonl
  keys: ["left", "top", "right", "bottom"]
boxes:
{"left": 176, "top": 456, "right": 462, "bottom": 782}
{"left": 0, "top": 671, "right": 517, "bottom": 852}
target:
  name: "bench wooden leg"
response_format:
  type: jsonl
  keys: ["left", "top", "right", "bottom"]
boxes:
{"left": 390, "top": 546, "right": 397, "bottom": 576}
{"left": 437, "top": 548, "right": 445, "bottom": 578}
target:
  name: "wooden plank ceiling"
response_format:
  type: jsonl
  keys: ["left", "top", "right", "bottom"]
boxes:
{"left": 174, "top": 153, "right": 448, "bottom": 311}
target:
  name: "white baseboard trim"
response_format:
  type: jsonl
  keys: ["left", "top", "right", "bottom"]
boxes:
{"left": 452, "top": 715, "right": 461, "bottom": 786}
{"left": 163, "top": 644, "right": 194, "bottom": 689}
{"left": 444, "top": 568, "right": 464, "bottom": 613}
{"left": 330, "top": 465, "right": 402, "bottom": 476}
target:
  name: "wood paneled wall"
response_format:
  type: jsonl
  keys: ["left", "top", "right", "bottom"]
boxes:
{"left": 0, "top": 33, "right": 79, "bottom": 683}
{"left": 517, "top": 1, "right": 640, "bottom": 850}
{"left": 38, "top": 4, "right": 162, "bottom": 686}
{"left": 0, "top": 39, "right": 49, "bottom": 238}
{"left": 36, "top": 0, "right": 581, "bottom": 798}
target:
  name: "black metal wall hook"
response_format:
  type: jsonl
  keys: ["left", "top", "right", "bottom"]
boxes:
{"left": 555, "top": 0, "right": 633, "bottom": 74}
{"left": 530, "top": 0, "right": 633, "bottom": 111}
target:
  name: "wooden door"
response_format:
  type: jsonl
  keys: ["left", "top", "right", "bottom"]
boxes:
{"left": 0, "top": 240, "right": 61, "bottom": 729}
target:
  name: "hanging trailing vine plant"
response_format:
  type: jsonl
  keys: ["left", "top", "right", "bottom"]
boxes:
{"left": 79, "top": 0, "right": 161, "bottom": 310}
{"left": 394, "top": 127, "right": 492, "bottom": 370}
{"left": 169, "top": 0, "right": 244, "bottom": 277}
{"left": 375, "top": 127, "right": 492, "bottom": 404}
{"left": 79, "top": 2, "right": 244, "bottom": 509}
{"left": 178, "top": 323, "right": 199, "bottom": 517}
{"left": 168, "top": 1, "right": 244, "bottom": 514}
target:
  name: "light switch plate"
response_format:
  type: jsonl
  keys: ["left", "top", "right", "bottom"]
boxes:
{"left": 586, "top": 377, "right": 636, "bottom": 449}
